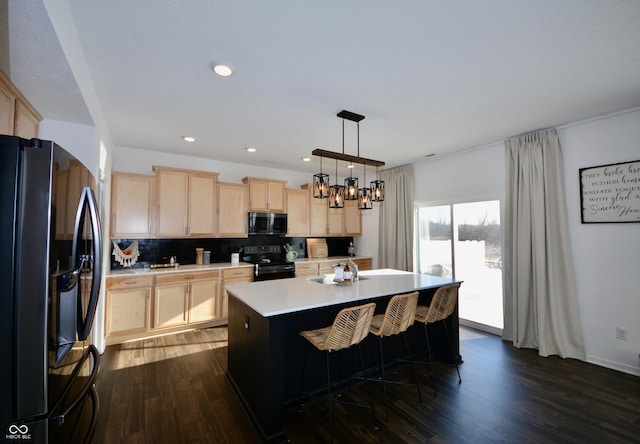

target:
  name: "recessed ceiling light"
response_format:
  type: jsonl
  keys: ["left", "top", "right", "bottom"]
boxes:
{"left": 302, "top": 157, "right": 311, "bottom": 162}
{"left": 347, "top": 164, "right": 355, "bottom": 169}
{"left": 212, "top": 64, "right": 233, "bottom": 77}
{"left": 246, "top": 147, "right": 257, "bottom": 153}
{"left": 183, "top": 136, "right": 196, "bottom": 142}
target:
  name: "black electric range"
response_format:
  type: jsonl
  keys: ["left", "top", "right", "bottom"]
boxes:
{"left": 243, "top": 245, "right": 296, "bottom": 281}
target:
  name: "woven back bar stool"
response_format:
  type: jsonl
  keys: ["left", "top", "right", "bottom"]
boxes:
{"left": 299, "top": 302, "right": 378, "bottom": 440}
{"left": 368, "top": 291, "right": 421, "bottom": 417}
{"left": 414, "top": 283, "right": 462, "bottom": 396}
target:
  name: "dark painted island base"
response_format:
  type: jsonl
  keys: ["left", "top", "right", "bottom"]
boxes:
{"left": 226, "top": 286, "right": 460, "bottom": 443}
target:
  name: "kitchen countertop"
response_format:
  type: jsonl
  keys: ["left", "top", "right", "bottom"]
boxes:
{"left": 107, "top": 262, "right": 253, "bottom": 276}
{"left": 107, "top": 255, "right": 371, "bottom": 277}
{"left": 226, "top": 269, "right": 457, "bottom": 317}
{"left": 292, "top": 255, "right": 370, "bottom": 263}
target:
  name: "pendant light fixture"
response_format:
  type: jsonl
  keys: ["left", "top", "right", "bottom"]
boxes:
{"left": 357, "top": 162, "right": 373, "bottom": 210}
{"left": 313, "top": 156, "right": 329, "bottom": 198}
{"left": 344, "top": 117, "right": 359, "bottom": 200}
{"left": 329, "top": 159, "right": 345, "bottom": 208}
{"left": 311, "top": 110, "right": 385, "bottom": 209}
{"left": 371, "top": 165, "right": 385, "bottom": 202}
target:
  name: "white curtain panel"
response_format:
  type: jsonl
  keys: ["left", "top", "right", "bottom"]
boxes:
{"left": 378, "top": 164, "right": 414, "bottom": 271}
{"left": 503, "top": 128, "right": 585, "bottom": 359}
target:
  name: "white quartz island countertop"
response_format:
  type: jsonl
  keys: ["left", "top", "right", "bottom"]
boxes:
{"left": 225, "top": 269, "right": 457, "bottom": 317}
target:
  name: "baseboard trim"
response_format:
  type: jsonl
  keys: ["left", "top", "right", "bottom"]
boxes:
{"left": 586, "top": 354, "right": 640, "bottom": 377}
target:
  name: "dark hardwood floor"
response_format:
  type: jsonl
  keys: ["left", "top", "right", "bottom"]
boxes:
{"left": 92, "top": 326, "right": 640, "bottom": 443}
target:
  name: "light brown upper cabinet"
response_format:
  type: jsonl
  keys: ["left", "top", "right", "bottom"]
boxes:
{"left": 153, "top": 166, "right": 219, "bottom": 237}
{"left": 242, "top": 177, "right": 287, "bottom": 212}
{"left": 54, "top": 160, "right": 93, "bottom": 240}
{"left": 110, "top": 172, "right": 155, "bottom": 238}
{"left": 286, "top": 189, "right": 309, "bottom": 236}
{"left": 301, "top": 183, "right": 361, "bottom": 237}
{"left": 327, "top": 206, "right": 344, "bottom": 236}
{"left": 302, "top": 183, "right": 329, "bottom": 236}
{"left": 0, "top": 69, "right": 41, "bottom": 138}
{"left": 218, "top": 182, "right": 249, "bottom": 238}
{"left": 344, "top": 200, "right": 362, "bottom": 236}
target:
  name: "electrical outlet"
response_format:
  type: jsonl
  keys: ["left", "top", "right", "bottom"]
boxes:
{"left": 616, "top": 327, "right": 628, "bottom": 341}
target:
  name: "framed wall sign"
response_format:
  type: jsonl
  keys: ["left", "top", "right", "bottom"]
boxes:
{"left": 579, "top": 159, "right": 640, "bottom": 223}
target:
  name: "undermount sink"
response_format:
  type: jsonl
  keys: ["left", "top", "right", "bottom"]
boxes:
{"left": 308, "top": 275, "right": 369, "bottom": 285}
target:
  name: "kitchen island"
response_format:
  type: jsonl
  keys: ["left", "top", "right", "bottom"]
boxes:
{"left": 225, "top": 269, "right": 461, "bottom": 444}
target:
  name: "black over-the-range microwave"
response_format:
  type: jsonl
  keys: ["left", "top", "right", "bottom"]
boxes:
{"left": 248, "top": 212, "right": 288, "bottom": 235}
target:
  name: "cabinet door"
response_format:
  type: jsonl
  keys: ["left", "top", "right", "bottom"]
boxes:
{"left": 286, "top": 189, "right": 309, "bottom": 236}
{"left": 105, "top": 287, "right": 151, "bottom": 337}
{"left": 327, "top": 207, "right": 344, "bottom": 236}
{"left": 248, "top": 179, "right": 269, "bottom": 211}
{"left": 221, "top": 276, "right": 252, "bottom": 318}
{"left": 308, "top": 188, "right": 328, "bottom": 236}
{"left": 111, "top": 172, "right": 155, "bottom": 238}
{"left": 267, "top": 181, "right": 286, "bottom": 212}
{"left": 154, "top": 283, "right": 189, "bottom": 328}
{"left": 14, "top": 100, "right": 39, "bottom": 139}
{"left": 188, "top": 173, "right": 217, "bottom": 236}
{"left": 156, "top": 169, "right": 189, "bottom": 236}
{"left": 63, "top": 161, "right": 91, "bottom": 238}
{"left": 0, "top": 80, "right": 15, "bottom": 135}
{"left": 221, "top": 267, "right": 253, "bottom": 318}
{"left": 344, "top": 200, "right": 362, "bottom": 236}
{"left": 189, "top": 278, "right": 219, "bottom": 323}
{"left": 218, "top": 182, "right": 248, "bottom": 237}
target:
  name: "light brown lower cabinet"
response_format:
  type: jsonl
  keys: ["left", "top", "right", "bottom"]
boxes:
{"left": 295, "top": 257, "right": 373, "bottom": 278}
{"left": 221, "top": 267, "right": 253, "bottom": 317}
{"left": 154, "top": 280, "right": 189, "bottom": 329}
{"left": 294, "top": 262, "right": 318, "bottom": 277}
{"left": 189, "top": 273, "right": 221, "bottom": 322}
{"left": 105, "top": 276, "right": 153, "bottom": 339}
{"left": 105, "top": 269, "right": 224, "bottom": 345}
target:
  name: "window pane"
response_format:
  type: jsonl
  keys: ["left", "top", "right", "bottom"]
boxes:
{"left": 453, "top": 201, "right": 503, "bottom": 329}
{"left": 417, "top": 205, "right": 452, "bottom": 278}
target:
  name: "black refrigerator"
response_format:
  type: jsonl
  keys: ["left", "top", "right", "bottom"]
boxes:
{"left": 0, "top": 135, "right": 103, "bottom": 443}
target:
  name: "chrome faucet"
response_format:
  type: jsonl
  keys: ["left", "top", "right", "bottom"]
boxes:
{"left": 347, "top": 260, "right": 358, "bottom": 282}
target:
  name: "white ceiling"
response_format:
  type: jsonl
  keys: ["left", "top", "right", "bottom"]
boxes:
{"left": 5, "top": 0, "right": 640, "bottom": 175}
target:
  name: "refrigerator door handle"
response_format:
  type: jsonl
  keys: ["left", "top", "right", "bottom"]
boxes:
{"left": 56, "top": 256, "right": 86, "bottom": 293}
{"left": 71, "top": 187, "right": 103, "bottom": 341}
{"left": 51, "top": 345, "right": 100, "bottom": 425}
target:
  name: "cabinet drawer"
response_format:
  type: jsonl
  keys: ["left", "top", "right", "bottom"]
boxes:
{"left": 106, "top": 275, "right": 154, "bottom": 290}
{"left": 295, "top": 262, "right": 318, "bottom": 277}
{"left": 318, "top": 261, "right": 337, "bottom": 275}
{"left": 155, "top": 270, "right": 220, "bottom": 284}
{"left": 353, "top": 258, "right": 373, "bottom": 271}
{"left": 222, "top": 267, "right": 253, "bottom": 279}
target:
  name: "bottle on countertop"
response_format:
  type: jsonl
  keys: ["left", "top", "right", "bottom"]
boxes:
{"left": 348, "top": 242, "right": 355, "bottom": 256}
{"left": 343, "top": 264, "right": 352, "bottom": 281}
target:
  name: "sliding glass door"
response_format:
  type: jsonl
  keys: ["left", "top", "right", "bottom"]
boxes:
{"left": 416, "top": 200, "right": 503, "bottom": 332}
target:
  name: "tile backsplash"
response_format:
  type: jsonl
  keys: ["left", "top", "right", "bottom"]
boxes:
{"left": 110, "top": 236, "right": 353, "bottom": 270}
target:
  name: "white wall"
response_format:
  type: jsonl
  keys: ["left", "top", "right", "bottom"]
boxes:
{"left": 113, "top": 145, "right": 313, "bottom": 189}
{"left": 39, "top": 119, "right": 97, "bottom": 174}
{"left": 559, "top": 108, "right": 640, "bottom": 375}
{"left": 411, "top": 108, "right": 640, "bottom": 376}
